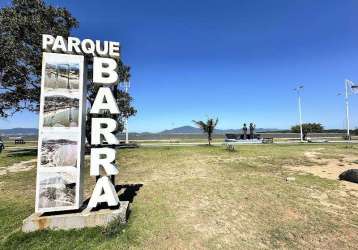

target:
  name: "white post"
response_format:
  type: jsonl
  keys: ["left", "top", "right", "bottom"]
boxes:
{"left": 294, "top": 85, "right": 304, "bottom": 142}
{"left": 345, "top": 79, "right": 350, "bottom": 140}
{"left": 298, "top": 93, "right": 303, "bottom": 142}
{"left": 125, "top": 117, "right": 129, "bottom": 144}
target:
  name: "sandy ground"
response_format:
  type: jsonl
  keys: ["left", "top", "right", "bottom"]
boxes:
{"left": 0, "top": 159, "right": 37, "bottom": 176}
{"left": 288, "top": 149, "right": 358, "bottom": 192}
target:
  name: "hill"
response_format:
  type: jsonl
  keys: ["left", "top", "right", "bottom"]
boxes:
{"left": 0, "top": 128, "right": 38, "bottom": 136}
{"left": 160, "top": 126, "right": 202, "bottom": 134}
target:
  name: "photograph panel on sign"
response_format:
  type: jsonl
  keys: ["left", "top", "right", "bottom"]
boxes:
{"left": 43, "top": 95, "right": 79, "bottom": 127}
{"left": 43, "top": 54, "right": 81, "bottom": 94}
{"left": 37, "top": 168, "right": 77, "bottom": 209}
{"left": 40, "top": 131, "right": 79, "bottom": 168}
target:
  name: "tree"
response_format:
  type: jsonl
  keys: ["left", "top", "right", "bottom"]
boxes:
{"left": 291, "top": 123, "right": 324, "bottom": 140}
{"left": 193, "top": 118, "right": 219, "bottom": 145}
{"left": 0, "top": 0, "right": 137, "bottom": 140}
{"left": 0, "top": 0, "right": 78, "bottom": 116}
{"left": 353, "top": 128, "right": 358, "bottom": 136}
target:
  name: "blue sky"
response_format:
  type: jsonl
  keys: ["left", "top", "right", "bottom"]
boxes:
{"left": 1, "top": 0, "right": 358, "bottom": 132}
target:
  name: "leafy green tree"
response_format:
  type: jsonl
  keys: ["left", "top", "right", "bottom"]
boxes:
{"left": 291, "top": 123, "right": 324, "bottom": 140}
{"left": 0, "top": 0, "right": 78, "bottom": 116}
{"left": 353, "top": 128, "right": 358, "bottom": 136}
{"left": 0, "top": 0, "right": 136, "bottom": 142}
{"left": 193, "top": 118, "right": 219, "bottom": 145}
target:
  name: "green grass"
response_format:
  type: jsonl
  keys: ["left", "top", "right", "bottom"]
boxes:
{"left": 0, "top": 144, "right": 357, "bottom": 249}
{"left": 0, "top": 148, "right": 37, "bottom": 168}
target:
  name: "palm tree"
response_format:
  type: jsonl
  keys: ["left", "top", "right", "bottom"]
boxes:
{"left": 193, "top": 118, "right": 219, "bottom": 145}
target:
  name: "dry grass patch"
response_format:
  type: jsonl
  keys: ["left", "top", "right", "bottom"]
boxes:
{"left": 0, "top": 144, "right": 358, "bottom": 249}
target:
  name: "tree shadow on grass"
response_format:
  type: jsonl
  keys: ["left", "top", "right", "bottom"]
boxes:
{"left": 6, "top": 148, "right": 37, "bottom": 157}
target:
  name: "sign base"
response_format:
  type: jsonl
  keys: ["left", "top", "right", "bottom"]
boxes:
{"left": 22, "top": 201, "right": 129, "bottom": 232}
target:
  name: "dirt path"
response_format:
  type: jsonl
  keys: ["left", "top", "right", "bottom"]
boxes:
{"left": 0, "top": 159, "right": 37, "bottom": 176}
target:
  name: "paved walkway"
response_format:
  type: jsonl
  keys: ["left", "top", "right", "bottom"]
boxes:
{"left": 140, "top": 140, "right": 358, "bottom": 147}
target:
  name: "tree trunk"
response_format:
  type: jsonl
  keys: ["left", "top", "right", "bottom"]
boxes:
{"left": 208, "top": 132, "right": 212, "bottom": 146}
{"left": 303, "top": 132, "right": 307, "bottom": 141}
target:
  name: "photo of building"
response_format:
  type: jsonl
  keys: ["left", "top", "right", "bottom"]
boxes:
{"left": 43, "top": 95, "right": 79, "bottom": 127}
{"left": 44, "top": 62, "right": 79, "bottom": 92}
{"left": 37, "top": 170, "right": 76, "bottom": 209}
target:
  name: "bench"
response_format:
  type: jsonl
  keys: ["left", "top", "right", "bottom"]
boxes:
{"left": 262, "top": 137, "right": 273, "bottom": 144}
{"left": 15, "top": 139, "right": 25, "bottom": 144}
{"left": 226, "top": 144, "right": 236, "bottom": 151}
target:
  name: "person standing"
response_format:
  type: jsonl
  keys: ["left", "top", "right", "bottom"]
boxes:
{"left": 249, "top": 123, "right": 256, "bottom": 139}
{"left": 243, "top": 123, "right": 248, "bottom": 140}
{"left": 0, "top": 140, "right": 5, "bottom": 153}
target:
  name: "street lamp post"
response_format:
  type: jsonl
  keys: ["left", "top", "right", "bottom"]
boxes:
{"left": 338, "top": 79, "right": 357, "bottom": 141}
{"left": 342, "top": 79, "right": 358, "bottom": 140}
{"left": 344, "top": 79, "right": 351, "bottom": 140}
{"left": 294, "top": 85, "right": 304, "bottom": 142}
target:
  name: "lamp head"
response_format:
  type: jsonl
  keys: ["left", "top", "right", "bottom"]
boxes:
{"left": 294, "top": 85, "right": 304, "bottom": 92}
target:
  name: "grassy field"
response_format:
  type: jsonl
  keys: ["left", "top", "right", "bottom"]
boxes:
{"left": 0, "top": 144, "right": 358, "bottom": 249}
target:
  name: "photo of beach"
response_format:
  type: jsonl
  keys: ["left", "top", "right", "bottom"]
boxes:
{"left": 43, "top": 95, "right": 79, "bottom": 127}
{"left": 37, "top": 170, "right": 76, "bottom": 209}
{"left": 40, "top": 138, "right": 77, "bottom": 168}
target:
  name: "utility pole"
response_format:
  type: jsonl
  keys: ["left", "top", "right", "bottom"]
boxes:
{"left": 294, "top": 85, "right": 304, "bottom": 142}
{"left": 345, "top": 79, "right": 351, "bottom": 140}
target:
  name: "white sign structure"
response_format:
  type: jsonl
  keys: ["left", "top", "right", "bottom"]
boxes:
{"left": 36, "top": 53, "right": 86, "bottom": 213}
{"left": 35, "top": 35, "right": 122, "bottom": 213}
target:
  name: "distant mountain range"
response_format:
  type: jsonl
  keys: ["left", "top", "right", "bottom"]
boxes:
{"left": 0, "top": 128, "right": 38, "bottom": 136}
{"left": 1, "top": 126, "right": 347, "bottom": 137}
